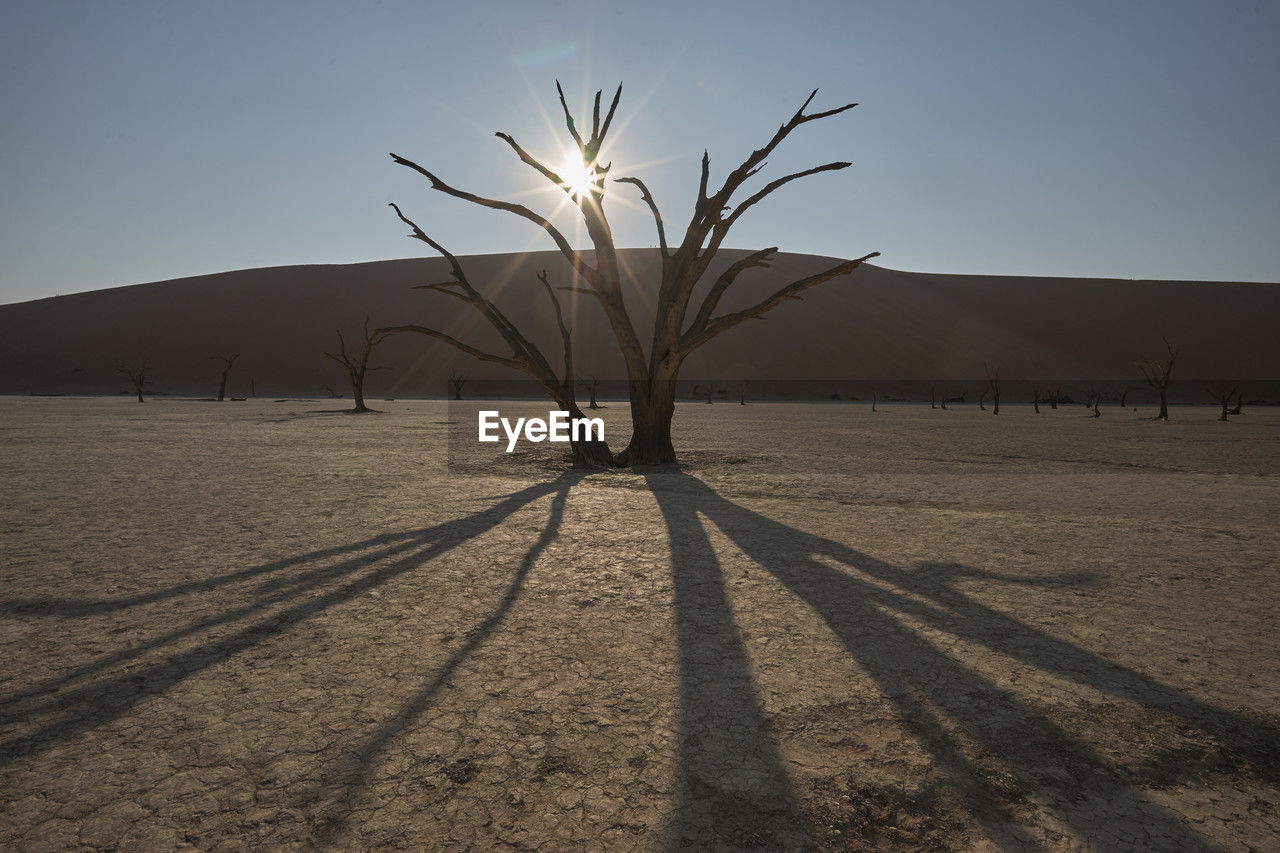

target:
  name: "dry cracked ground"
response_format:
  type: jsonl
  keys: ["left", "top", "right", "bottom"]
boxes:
{"left": 1, "top": 397, "right": 1278, "bottom": 850}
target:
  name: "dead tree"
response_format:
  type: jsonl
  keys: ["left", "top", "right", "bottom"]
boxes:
{"left": 1085, "top": 387, "right": 1102, "bottom": 418}
{"left": 1031, "top": 382, "right": 1041, "bottom": 414}
{"left": 1049, "top": 387, "right": 1060, "bottom": 410}
{"left": 387, "top": 82, "right": 877, "bottom": 466}
{"left": 984, "top": 363, "right": 1000, "bottom": 415}
{"left": 1207, "top": 385, "right": 1239, "bottom": 422}
{"left": 116, "top": 360, "right": 150, "bottom": 403}
{"left": 1117, "top": 387, "right": 1129, "bottom": 408}
{"left": 1139, "top": 338, "right": 1179, "bottom": 421}
{"left": 1230, "top": 390, "right": 1244, "bottom": 416}
{"left": 739, "top": 383, "right": 747, "bottom": 406}
{"left": 930, "top": 386, "right": 937, "bottom": 410}
{"left": 579, "top": 376, "right": 603, "bottom": 409}
{"left": 324, "top": 318, "right": 391, "bottom": 413}
{"left": 448, "top": 371, "right": 467, "bottom": 401}
{"left": 870, "top": 390, "right": 877, "bottom": 412}
{"left": 210, "top": 354, "right": 238, "bottom": 401}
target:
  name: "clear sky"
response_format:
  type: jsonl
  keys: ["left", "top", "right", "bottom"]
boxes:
{"left": 2, "top": 0, "right": 1277, "bottom": 304}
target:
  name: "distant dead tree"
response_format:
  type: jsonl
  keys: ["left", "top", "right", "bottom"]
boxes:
{"left": 930, "top": 386, "right": 937, "bottom": 410}
{"left": 1230, "top": 390, "right": 1244, "bottom": 416}
{"left": 1207, "top": 385, "right": 1239, "bottom": 422}
{"left": 323, "top": 384, "right": 343, "bottom": 399}
{"left": 324, "top": 318, "right": 391, "bottom": 413}
{"left": 1085, "top": 387, "right": 1103, "bottom": 418}
{"left": 210, "top": 354, "right": 238, "bottom": 401}
{"left": 870, "top": 390, "right": 878, "bottom": 412}
{"left": 116, "top": 359, "right": 150, "bottom": 403}
{"left": 449, "top": 371, "right": 467, "bottom": 401}
{"left": 250, "top": 378, "right": 257, "bottom": 398}
{"left": 1031, "top": 382, "right": 1042, "bottom": 414}
{"left": 579, "top": 375, "right": 603, "bottom": 409}
{"left": 984, "top": 363, "right": 1000, "bottom": 415}
{"left": 1139, "top": 338, "right": 1179, "bottom": 421}
{"left": 385, "top": 82, "right": 876, "bottom": 466}
{"left": 1117, "top": 387, "right": 1129, "bottom": 408}
{"left": 739, "top": 383, "right": 747, "bottom": 405}
{"left": 1049, "top": 386, "right": 1061, "bottom": 410}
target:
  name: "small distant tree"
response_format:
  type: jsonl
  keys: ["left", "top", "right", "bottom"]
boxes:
{"left": 1230, "top": 390, "right": 1244, "bottom": 416}
{"left": 1117, "top": 387, "right": 1130, "bottom": 408}
{"left": 1084, "top": 387, "right": 1103, "bottom": 418}
{"left": 930, "top": 386, "right": 937, "bottom": 410}
{"left": 210, "top": 354, "right": 239, "bottom": 401}
{"left": 1139, "top": 338, "right": 1179, "bottom": 421}
{"left": 1031, "top": 382, "right": 1042, "bottom": 414}
{"left": 984, "top": 363, "right": 1000, "bottom": 415}
{"left": 449, "top": 370, "right": 467, "bottom": 401}
{"left": 1207, "top": 385, "right": 1239, "bottom": 422}
{"left": 579, "top": 375, "right": 603, "bottom": 409}
{"left": 325, "top": 318, "right": 391, "bottom": 413}
{"left": 738, "top": 383, "right": 747, "bottom": 406}
{"left": 870, "top": 390, "right": 877, "bottom": 412}
{"left": 116, "top": 359, "right": 150, "bottom": 403}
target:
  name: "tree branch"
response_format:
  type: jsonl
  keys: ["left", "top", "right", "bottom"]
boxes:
{"left": 682, "top": 251, "right": 879, "bottom": 353}
{"left": 721, "top": 161, "right": 851, "bottom": 231}
{"left": 687, "top": 247, "right": 778, "bottom": 335}
{"left": 537, "top": 269, "right": 574, "bottom": 388}
{"left": 614, "top": 176, "right": 669, "bottom": 257}
{"left": 555, "top": 80, "right": 584, "bottom": 151}
{"left": 389, "top": 154, "right": 597, "bottom": 287}
{"left": 494, "top": 132, "right": 571, "bottom": 194}
{"left": 381, "top": 324, "right": 526, "bottom": 371}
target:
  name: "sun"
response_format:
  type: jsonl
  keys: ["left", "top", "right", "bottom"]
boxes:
{"left": 559, "top": 154, "right": 596, "bottom": 198}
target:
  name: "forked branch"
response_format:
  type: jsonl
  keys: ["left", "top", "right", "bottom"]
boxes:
{"left": 682, "top": 251, "right": 879, "bottom": 352}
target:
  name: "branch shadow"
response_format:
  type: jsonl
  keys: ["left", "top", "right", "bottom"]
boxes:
{"left": 0, "top": 472, "right": 582, "bottom": 777}
{"left": 643, "top": 469, "right": 1278, "bottom": 850}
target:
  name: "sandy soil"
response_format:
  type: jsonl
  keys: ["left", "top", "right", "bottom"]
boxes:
{"left": 1, "top": 397, "right": 1278, "bottom": 850}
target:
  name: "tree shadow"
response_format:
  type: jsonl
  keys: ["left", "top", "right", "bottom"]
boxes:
{"left": 0, "top": 472, "right": 582, "bottom": 777}
{"left": 643, "top": 469, "right": 1278, "bottom": 850}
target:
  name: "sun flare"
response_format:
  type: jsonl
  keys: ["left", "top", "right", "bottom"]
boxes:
{"left": 559, "top": 154, "right": 596, "bottom": 198}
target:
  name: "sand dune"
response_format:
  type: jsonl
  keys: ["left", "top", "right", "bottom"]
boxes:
{"left": 1, "top": 249, "right": 1277, "bottom": 399}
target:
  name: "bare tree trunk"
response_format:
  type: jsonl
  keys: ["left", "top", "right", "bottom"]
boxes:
{"left": 1118, "top": 388, "right": 1129, "bottom": 408}
{"left": 870, "top": 391, "right": 877, "bottom": 412}
{"left": 1231, "top": 391, "right": 1243, "bottom": 416}
{"left": 930, "top": 386, "right": 936, "bottom": 410}
{"left": 1031, "top": 382, "right": 1041, "bottom": 414}
{"left": 984, "top": 363, "right": 1000, "bottom": 415}
{"left": 1140, "top": 339, "right": 1179, "bottom": 421}
{"left": 580, "top": 376, "right": 602, "bottom": 409}
{"left": 211, "top": 354, "right": 238, "bottom": 401}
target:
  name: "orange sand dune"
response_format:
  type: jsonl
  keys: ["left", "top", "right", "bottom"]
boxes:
{"left": 1, "top": 249, "right": 1277, "bottom": 399}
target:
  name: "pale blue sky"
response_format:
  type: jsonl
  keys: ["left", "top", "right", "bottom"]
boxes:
{"left": 2, "top": 0, "right": 1277, "bottom": 304}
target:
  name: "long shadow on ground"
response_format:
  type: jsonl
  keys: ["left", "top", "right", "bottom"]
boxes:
{"left": 4, "top": 469, "right": 1277, "bottom": 850}
{"left": 643, "top": 469, "right": 1278, "bottom": 850}
{"left": 0, "top": 472, "right": 581, "bottom": 777}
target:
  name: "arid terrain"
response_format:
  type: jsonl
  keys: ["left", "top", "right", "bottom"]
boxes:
{"left": 2, "top": 396, "right": 1278, "bottom": 850}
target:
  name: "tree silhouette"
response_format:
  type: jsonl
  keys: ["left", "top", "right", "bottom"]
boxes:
{"left": 448, "top": 371, "right": 467, "bottom": 402}
{"left": 210, "top": 354, "right": 238, "bottom": 401}
{"left": 1139, "top": 339, "right": 1179, "bottom": 421}
{"left": 324, "top": 319, "right": 390, "bottom": 413}
{"left": 386, "top": 82, "right": 877, "bottom": 466}
{"left": 115, "top": 359, "right": 150, "bottom": 403}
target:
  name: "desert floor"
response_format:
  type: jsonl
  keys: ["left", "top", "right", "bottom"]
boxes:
{"left": 1, "top": 397, "right": 1278, "bottom": 851}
